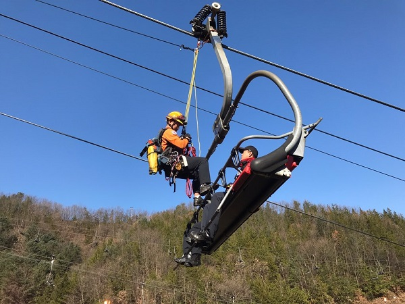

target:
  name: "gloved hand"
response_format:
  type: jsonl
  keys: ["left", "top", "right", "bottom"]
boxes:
{"left": 183, "top": 133, "right": 192, "bottom": 141}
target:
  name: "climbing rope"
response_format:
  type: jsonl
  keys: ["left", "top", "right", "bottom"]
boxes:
{"left": 184, "top": 42, "right": 201, "bottom": 198}
{"left": 184, "top": 42, "right": 200, "bottom": 122}
{"left": 163, "top": 41, "right": 203, "bottom": 198}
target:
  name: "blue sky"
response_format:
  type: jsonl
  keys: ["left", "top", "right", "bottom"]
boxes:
{"left": 1, "top": 0, "right": 404, "bottom": 216}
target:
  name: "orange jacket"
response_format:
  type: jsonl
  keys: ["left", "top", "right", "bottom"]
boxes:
{"left": 161, "top": 128, "right": 189, "bottom": 154}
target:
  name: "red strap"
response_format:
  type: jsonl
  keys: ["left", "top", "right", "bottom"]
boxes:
{"left": 232, "top": 163, "right": 252, "bottom": 192}
{"left": 185, "top": 146, "right": 196, "bottom": 198}
{"left": 186, "top": 178, "right": 193, "bottom": 198}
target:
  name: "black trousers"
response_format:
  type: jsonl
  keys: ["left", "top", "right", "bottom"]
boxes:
{"left": 164, "top": 156, "right": 211, "bottom": 193}
{"left": 182, "top": 192, "right": 225, "bottom": 255}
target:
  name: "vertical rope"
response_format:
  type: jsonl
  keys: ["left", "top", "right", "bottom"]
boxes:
{"left": 184, "top": 45, "right": 199, "bottom": 122}
{"left": 194, "top": 81, "right": 201, "bottom": 156}
{"left": 184, "top": 42, "right": 200, "bottom": 198}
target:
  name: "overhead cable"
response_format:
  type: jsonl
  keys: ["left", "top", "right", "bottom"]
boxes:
{"left": 35, "top": 1, "right": 404, "bottom": 113}
{"left": 99, "top": 0, "right": 194, "bottom": 37}
{"left": 1, "top": 36, "right": 404, "bottom": 182}
{"left": 306, "top": 146, "right": 404, "bottom": 182}
{"left": 1, "top": 33, "right": 402, "bottom": 164}
{"left": 0, "top": 34, "right": 190, "bottom": 107}
{"left": 34, "top": 0, "right": 194, "bottom": 51}
{"left": 29, "top": 0, "right": 405, "bottom": 138}
{"left": 98, "top": 0, "right": 404, "bottom": 113}
{"left": 0, "top": 14, "right": 202, "bottom": 92}
{"left": 242, "top": 102, "right": 405, "bottom": 162}
{"left": 222, "top": 45, "right": 404, "bottom": 112}
{"left": 2, "top": 16, "right": 402, "bottom": 162}
{"left": 1, "top": 108, "right": 403, "bottom": 183}
{"left": 0, "top": 112, "right": 145, "bottom": 162}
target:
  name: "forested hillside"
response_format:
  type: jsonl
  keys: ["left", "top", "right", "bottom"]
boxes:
{"left": 1, "top": 192, "right": 404, "bottom": 303}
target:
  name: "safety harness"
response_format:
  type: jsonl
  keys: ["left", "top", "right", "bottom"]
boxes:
{"left": 140, "top": 127, "right": 196, "bottom": 196}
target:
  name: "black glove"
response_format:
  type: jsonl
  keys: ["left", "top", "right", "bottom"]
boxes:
{"left": 183, "top": 133, "right": 192, "bottom": 141}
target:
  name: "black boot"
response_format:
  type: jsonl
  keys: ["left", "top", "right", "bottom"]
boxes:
{"left": 199, "top": 183, "right": 212, "bottom": 196}
{"left": 185, "top": 253, "right": 201, "bottom": 267}
{"left": 193, "top": 196, "right": 204, "bottom": 207}
{"left": 174, "top": 252, "right": 191, "bottom": 265}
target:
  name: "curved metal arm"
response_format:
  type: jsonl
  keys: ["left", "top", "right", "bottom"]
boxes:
{"left": 233, "top": 70, "right": 303, "bottom": 153}
{"left": 206, "top": 70, "right": 303, "bottom": 159}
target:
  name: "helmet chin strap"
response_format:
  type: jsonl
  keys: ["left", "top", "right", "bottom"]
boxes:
{"left": 167, "top": 120, "right": 175, "bottom": 130}
{"left": 168, "top": 120, "right": 181, "bottom": 132}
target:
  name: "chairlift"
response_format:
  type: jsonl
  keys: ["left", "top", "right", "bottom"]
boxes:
{"left": 187, "top": 3, "right": 322, "bottom": 254}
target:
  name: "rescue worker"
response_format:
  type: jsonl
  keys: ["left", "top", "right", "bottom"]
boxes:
{"left": 161, "top": 111, "right": 212, "bottom": 206}
{"left": 175, "top": 145, "right": 258, "bottom": 267}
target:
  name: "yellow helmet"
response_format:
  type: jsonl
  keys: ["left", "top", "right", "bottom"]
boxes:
{"left": 166, "top": 111, "right": 187, "bottom": 125}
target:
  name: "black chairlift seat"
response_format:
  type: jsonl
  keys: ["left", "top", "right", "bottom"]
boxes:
{"left": 198, "top": 70, "right": 322, "bottom": 255}
{"left": 201, "top": 134, "right": 303, "bottom": 254}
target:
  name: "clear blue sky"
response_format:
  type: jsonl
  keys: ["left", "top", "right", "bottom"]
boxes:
{"left": 1, "top": 0, "right": 404, "bottom": 216}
